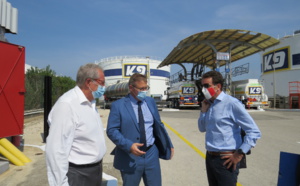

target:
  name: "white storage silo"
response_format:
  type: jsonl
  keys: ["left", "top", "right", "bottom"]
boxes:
{"left": 95, "top": 56, "right": 170, "bottom": 100}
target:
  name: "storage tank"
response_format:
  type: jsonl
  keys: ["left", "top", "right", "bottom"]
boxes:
{"left": 105, "top": 82, "right": 129, "bottom": 98}
{"left": 95, "top": 56, "right": 170, "bottom": 100}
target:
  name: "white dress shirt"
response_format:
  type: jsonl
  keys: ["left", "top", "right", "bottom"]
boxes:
{"left": 46, "top": 86, "right": 106, "bottom": 186}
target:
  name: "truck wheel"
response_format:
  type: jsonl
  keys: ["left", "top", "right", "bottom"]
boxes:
{"left": 171, "top": 100, "right": 175, "bottom": 108}
{"left": 104, "top": 102, "right": 110, "bottom": 109}
{"left": 175, "top": 100, "right": 179, "bottom": 109}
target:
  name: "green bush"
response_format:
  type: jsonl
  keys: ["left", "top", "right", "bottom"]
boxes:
{"left": 25, "top": 65, "right": 76, "bottom": 110}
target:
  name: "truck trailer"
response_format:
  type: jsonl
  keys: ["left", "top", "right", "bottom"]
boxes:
{"left": 166, "top": 80, "right": 199, "bottom": 108}
{"left": 232, "top": 79, "right": 269, "bottom": 109}
{"left": 104, "top": 81, "right": 168, "bottom": 109}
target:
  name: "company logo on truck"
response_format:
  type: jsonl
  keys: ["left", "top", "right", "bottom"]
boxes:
{"left": 123, "top": 64, "right": 148, "bottom": 77}
{"left": 263, "top": 47, "right": 289, "bottom": 73}
{"left": 182, "top": 87, "right": 195, "bottom": 94}
{"left": 248, "top": 87, "right": 262, "bottom": 95}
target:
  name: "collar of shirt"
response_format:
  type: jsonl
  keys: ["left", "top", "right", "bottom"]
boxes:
{"left": 208, "top": 91, "right": 225, "bottom": 105}
{"left": 129, "top": 93, "right": 144, "bottom": 105}
{"left": 75, "top": 86, "right": 96, "bottom": 108}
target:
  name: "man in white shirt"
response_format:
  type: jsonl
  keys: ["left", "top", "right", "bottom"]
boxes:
{"left": 46, "top": 63, "right": 107, "bottom": 186}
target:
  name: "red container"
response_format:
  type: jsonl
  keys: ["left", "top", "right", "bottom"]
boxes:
{"left": 0, "top": 41, "right": 25, "bottom": 138}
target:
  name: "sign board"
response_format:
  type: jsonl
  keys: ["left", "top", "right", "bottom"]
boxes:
{"left": 216, "top": 52, "right": 230, "bottom": 60}
{"left": 248, "top": 87, "right": 262, "bottom": 95}
{"left": 262, "top": 47, "right": 289, "bottom": 73}
{"left": 123, "top": 63, "right": 148, "bottom": 78}
{"left": 182, "top": 87, "right": 195, "bottom": 94}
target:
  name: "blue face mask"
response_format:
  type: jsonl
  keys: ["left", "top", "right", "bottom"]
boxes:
{"left": 137, "top": 91, "right": 148, "bottom": 101}
{"left": 92, "top": 85, "right": 106, "bottom": 99}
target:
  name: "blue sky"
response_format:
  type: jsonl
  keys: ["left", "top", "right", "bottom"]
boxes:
{"left": 5, "top": 0, "right": 300, "bottom": 80}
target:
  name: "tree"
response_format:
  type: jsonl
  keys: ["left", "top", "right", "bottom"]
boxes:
{"left": 51, "top": 75, "right": 76, "bottom": 105}
{"left": 25, "top": 65, "right": 75, "bottom": 110}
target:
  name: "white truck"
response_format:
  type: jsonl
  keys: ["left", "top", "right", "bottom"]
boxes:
{"left": 231, "top": 79, "right": 269, "bottom": 109}
{"left": 166, "top": 80, "right": 199, "bottom": 108}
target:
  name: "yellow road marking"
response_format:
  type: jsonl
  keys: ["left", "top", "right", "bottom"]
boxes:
{"left": 162, "top": 121, "right": 206, "bottom": 159}
{"left": 162, "top": 121, "right": 243, "bottom": 186}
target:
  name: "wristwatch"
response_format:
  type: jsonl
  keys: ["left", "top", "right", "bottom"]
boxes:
{"left": 237, "top": 149, "right": 245, "bottom": 155}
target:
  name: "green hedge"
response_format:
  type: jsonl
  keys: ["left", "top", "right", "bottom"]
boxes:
{"left": 25, "top": 65, "right": 76, "bottom": 110}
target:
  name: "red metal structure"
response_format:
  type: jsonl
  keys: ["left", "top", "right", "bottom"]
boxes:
{"left": 289, "top": 81, "right": 300, "bottom": 109}
{"left": 0, "top": 41, "right": 25, "bottom": 138}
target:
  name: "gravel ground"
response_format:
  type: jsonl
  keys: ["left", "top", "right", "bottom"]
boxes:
{"left": 0, "top": 115, "right": 47, "bottom": 186}
{"left": 0, "top": 108, "right": 120, "bottom": 186}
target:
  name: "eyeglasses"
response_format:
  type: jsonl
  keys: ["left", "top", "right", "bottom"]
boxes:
{"left": 133, "top": 85, "right": 150, "bottom": 91}
{"left": 202, "top": 83, "right": 213, "bottom": 88}
{"left": 92, "top": 79, "right": 105, "bottom": 86}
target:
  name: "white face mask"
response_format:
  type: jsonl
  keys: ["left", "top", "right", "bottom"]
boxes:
{"left": 202, "top": 87, "right": 216, "bottom": 100}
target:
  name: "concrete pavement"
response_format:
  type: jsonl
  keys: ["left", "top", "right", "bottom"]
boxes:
{"left": 0, "top": 108, "right": 299, "bottom": 186}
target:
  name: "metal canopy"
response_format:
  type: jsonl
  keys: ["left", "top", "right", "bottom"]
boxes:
{"left": 158, "top": 29, "right": 279, "bottom": 69}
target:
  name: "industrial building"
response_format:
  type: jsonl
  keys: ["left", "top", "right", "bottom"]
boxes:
{"left": 260, "top": 30, "right": 300, "bottom": 108}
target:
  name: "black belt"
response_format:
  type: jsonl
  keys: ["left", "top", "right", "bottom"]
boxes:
{"left": 146, "top": 144, "right": 153, "bottom": 151}
{"left": 207, "top": 151, "right": 235, "bottom": 156}
{"left": 69, "top": 160, "right": 102, "bottom": 168}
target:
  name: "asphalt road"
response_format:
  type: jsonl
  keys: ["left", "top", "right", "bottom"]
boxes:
{"left": 104, "top": 108, "right": 300, "bottom": 186}
{"left": 157, "top": 108, "right": 300, "bottom": 186}
{"left": 0, "top": 108, "right": 299, "bottom": 186}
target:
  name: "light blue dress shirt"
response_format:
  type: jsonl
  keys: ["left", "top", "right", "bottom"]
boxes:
{"left": 129, "top": 94, "right": 155, "bottom": 147}
{"left": 198, "top": 91, "right": 261, "bottom": 153}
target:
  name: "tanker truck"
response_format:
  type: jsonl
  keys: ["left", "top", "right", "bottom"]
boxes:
{"left": 104, "top": 81, "right": 169, "bottom": 109}
{"left": 104, "top": 81, "right": 129, "bottom": 108}
{"left": 166, "top": 80, "right": 199, "bottom": 108}
{"left": 232, "top": 79, "right": 269, "bottom": 109}
{"left": 164, "top": 69, "right": 202, "bottom": 109}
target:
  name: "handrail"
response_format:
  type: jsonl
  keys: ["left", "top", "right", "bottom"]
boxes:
{"left": 24, "top": 109, "right": 44, "bottom": 116}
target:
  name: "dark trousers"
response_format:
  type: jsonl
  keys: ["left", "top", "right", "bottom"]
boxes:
{"left": 67, "top": 160, "right": 103, "bottom": 186}
{"left": 205, "top": 152, "right": 240, "bottom": 186}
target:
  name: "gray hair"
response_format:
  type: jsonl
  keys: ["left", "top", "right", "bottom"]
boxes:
{"left": 76, "top": 63, "right": 103, "bottom": 87}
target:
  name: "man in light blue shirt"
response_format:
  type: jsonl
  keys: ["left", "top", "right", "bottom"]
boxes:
{"left": 198, "top": 71, "right": 261, "bottom": 186}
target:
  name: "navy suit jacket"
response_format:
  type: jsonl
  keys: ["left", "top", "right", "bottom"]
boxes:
{"left": 107, "top": 95, "right": 173, "bottom": 172}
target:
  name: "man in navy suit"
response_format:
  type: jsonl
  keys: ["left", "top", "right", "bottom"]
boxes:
{"left": 107, "top": 73, "right": 174, "bottom": 186}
